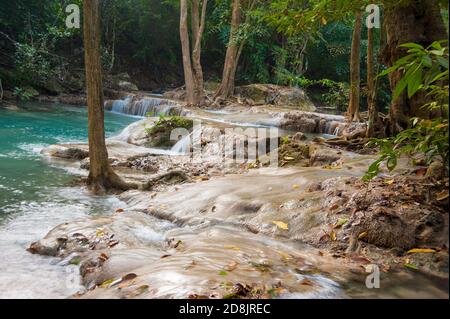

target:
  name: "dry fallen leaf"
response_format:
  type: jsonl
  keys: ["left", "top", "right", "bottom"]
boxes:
{"left": 224, "top": 245, "right": 241, "bottom": 251}
{"left": 277, "top": 250, "right": 291, "bottom": 260}
{"left": 330, "top": 204, "right": 339, "bottom": 211}
{"left": 334, "top": 218, "right": 348, "bottom": 228}
{"left": 436, "top": 190, "right": 449, "bottom": 201}
{"left": 407, "top": 248, "right": 436, "bottom": 254}
{"left": 96, "top": 229, "right": 105, "bottom": 237}
{"left": 357, "top": 231, "right": 368, "bottom": 240}
{"left": 330, "top": 230, "right": 337, "bottom": 241}
{"left": 384, "top": 179, "right": 395, "bottom": 185}
{"left": 272, "top": 221, "right": 289, "bottom": 230}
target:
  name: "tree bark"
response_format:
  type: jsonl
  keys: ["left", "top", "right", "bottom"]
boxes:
{"left": 214, "top": 0, "right": 243, "bottom": 100}
{"left": 382, "top": 0, "right": 447, "bottom": 134}
{"left": 347, "top": 11, "right": 362, "bottom": 122}
{"left": 366, "top": 25, "right": 378, "bottom": 137}
{"left": 83, "top": 0, "right": 130, "bottom": 194}
{"left": 191, "top": 0, "right": 208, "bottom": 105}
{"left": 180, "top": 0, "right": 195, "bottom": 105}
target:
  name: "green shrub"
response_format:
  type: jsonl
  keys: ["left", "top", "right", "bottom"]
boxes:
{"left": 145, "top": 116, "right": 194, "bottom": 148}
{"left": 363, "top": 40, "right": 449, "bottom": 181}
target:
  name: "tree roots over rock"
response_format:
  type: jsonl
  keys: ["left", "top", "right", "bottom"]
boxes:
{"left": 141, "top": 170, "right": 189, "bottom": 191}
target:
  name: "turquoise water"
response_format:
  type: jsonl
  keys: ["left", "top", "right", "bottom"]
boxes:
{"left": 0, "top": 102, "right": 135, "bottom": 298}
{"left": 0, "top": 102, "right": 135, "bottom": 220}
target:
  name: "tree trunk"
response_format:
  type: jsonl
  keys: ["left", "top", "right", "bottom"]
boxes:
{"left": 382, "top": 0, "right": 447, "bottom": 134}
{"left": 180, "top": 0, "right": 195, "bottom": 105}
{"left": 347, "top": 11, "right": 362, "bottom": 122}
{"left": 191, "top": 0, "right": 208, "bottom": 105}
{"left": 214, "top": 0, "right": 242, "bottom": 100}
{"left": 180, "top": 0, "right": 206, "bottom": 106}
{"left": 83, "top": 0, "right": 130, "bottom": 194}
{"left": 366, "top": 25, "right": 378, "bottom": 137}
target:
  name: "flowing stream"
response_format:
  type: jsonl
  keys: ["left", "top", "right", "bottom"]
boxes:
{"left": 0, "top": 101, "right": 448, "bottom": 299}
{"left": 0, "top": 103, "right": 135, "bottom": 298}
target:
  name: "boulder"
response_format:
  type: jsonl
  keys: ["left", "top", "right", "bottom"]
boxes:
{"left": 163, "top": 86, "right": 186, "bottom": 101}
{"left": 234, "top": 84, "right": 316, "bottom": 111}
{"left": 116, "top": 80, "right": 138, "bottom": 91}
{"left": 110, "top": 73, "right": 139, "bottom": 91}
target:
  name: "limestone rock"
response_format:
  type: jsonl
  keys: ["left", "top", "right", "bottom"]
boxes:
{"left": 234, "top": 84, "right": 316, "bottom": 111}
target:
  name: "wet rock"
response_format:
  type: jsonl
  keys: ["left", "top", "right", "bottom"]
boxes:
{"left": 27, "top": 235, "right": 67, "bottom": 256}
{"left": 309, "top": 146, "right": 341, "bottom": 166}
{"left": 44, "top": 146, "right": 89, "bottom": 160}
{"left": 281, "top": 111, "right": 346, "bottom": 135}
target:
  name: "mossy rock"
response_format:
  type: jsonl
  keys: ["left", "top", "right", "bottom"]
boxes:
{"left": 145, "top": 116, "right": 193, "bottom": 147}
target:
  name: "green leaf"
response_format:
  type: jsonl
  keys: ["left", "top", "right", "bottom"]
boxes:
{"left": 430, "top": 49, "right": 445, "bottom": 56}
{"left": 387, "top": 156, "right": 397, "bottom": 171}
{"left": 393, "top": 75, "right": 408, "bottom": 100}
{"left": 407, "top": 67, "right": 422, "bottom": 98}
{"left": 436, "top": 56, "right": 449, "bottom": 70}
{"left": 421, "top": 55, "right": 432, "bottom": 67}
{"left": 404, "top": 263, "right": 419, "bottom": 270}
{"left": 400, "top": 43, "right": 424, "bottom": 50}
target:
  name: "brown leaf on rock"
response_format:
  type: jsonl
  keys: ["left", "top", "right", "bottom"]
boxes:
{"left": 436, "top": 190, "right": 449, "bottom": 201}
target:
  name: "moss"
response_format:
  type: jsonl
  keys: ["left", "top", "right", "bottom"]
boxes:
{"left": 145, "top": 116, "right": 193, "bottom": 147}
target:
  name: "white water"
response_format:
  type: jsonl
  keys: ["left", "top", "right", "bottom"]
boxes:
{"left": 109, "top": 96, "right": 180, "bottom": 117}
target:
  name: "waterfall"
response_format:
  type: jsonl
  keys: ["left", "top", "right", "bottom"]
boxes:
{"left": 111, "top": 96, "right": 133, "bottom": 114}
{"left": 333, "top": 126, "right": 340, "bottom": 136}
{"left": 107, "top": 96, "right": 180, "bottom": 117}
{"left": 171, "top": 126, "right": 202, "bottom": 154}
{"left": 171, "top": 133, "right": 192, "bottom": 154}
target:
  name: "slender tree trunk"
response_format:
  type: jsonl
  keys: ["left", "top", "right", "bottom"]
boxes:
{"left": 214, "top": 0, "right": 242, "bottom": 100}
{"left": 382, "top": 0, "right": 447, "bottom": 134}
{"left": 180, "top": 0, "right": 195, "bottom": 105}
{"left": 366, "top": 25, "right": 378, "bottom": 137}
{"left": 347, "top": 11, "right": 362, "bottom": 122}
{"left": 83, "top": 0, "right": 130, "bottom": 194}
{"left": 191, "top": 0, "right": 208, "bottom": 105}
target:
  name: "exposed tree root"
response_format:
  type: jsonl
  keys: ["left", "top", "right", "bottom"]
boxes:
{"left": 141, "top": 170, "right": 189, "bottom": 191}
{"left": 87, "top": 168, "right": 138, "bottom": 195}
